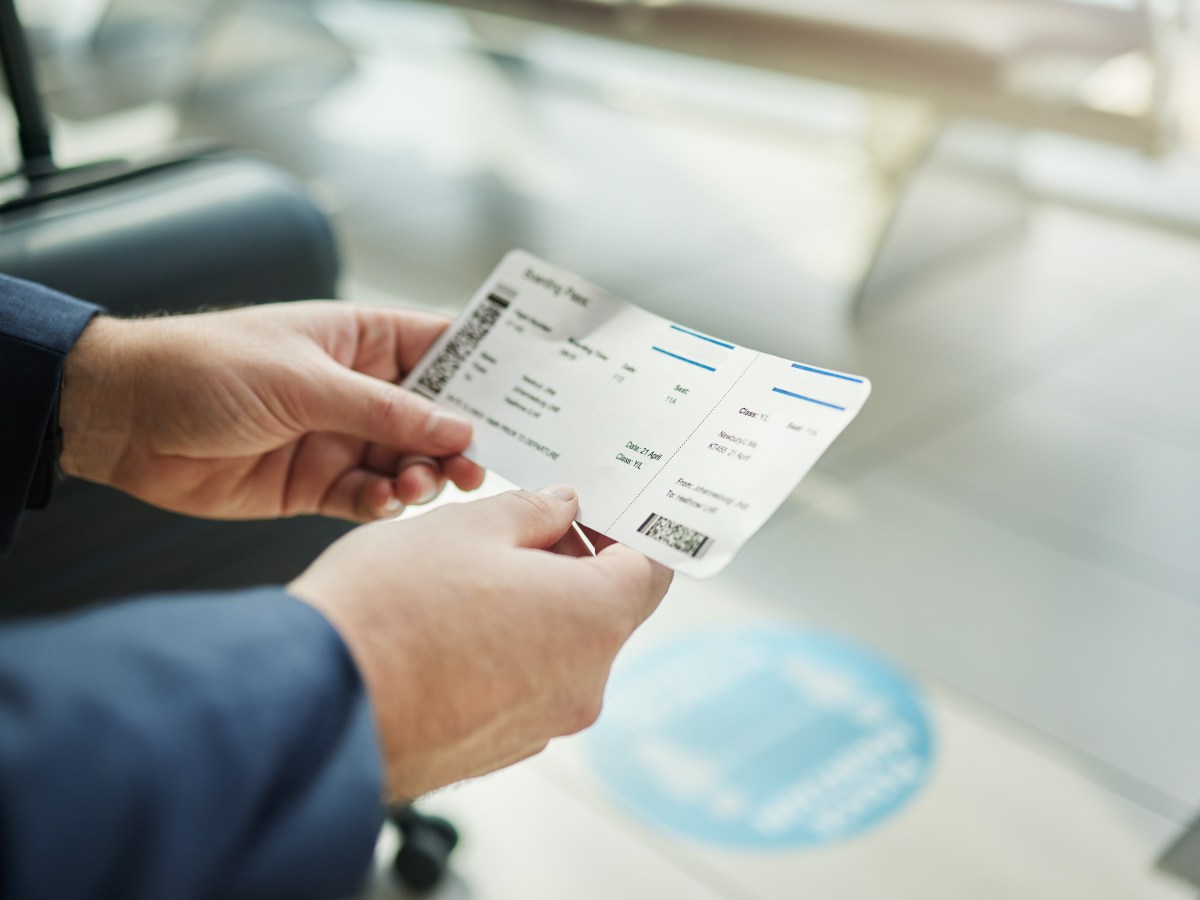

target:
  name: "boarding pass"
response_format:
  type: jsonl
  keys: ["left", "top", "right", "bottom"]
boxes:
{"left": 404, "top": 251, "right": 871, "bottom": 578}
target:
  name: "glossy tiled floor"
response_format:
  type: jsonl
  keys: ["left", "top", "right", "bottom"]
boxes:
{"left": 52, "top": 1, "right": 1200, "bottom": 895}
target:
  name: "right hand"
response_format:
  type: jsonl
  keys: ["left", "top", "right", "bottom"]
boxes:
{"left": 288, "top": 487, "right": 673, "bottom": 801}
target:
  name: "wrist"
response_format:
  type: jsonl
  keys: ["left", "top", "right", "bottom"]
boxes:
{"left": 59, "top": 316, "right": 137, "bottom": 486}
{"left": 289, "top": 574, "right": 418, "bottom": 801}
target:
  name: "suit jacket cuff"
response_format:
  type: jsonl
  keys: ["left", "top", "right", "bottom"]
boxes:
{"left": 0, "top": 274, "right": 103, "bottom": 553}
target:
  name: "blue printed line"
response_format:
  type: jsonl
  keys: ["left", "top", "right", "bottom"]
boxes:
{"left": 652, "top": 346, "right": 716, "bottom": 372}
{"left": 772, "top": 387, "right": 845, "bottom": 410}
{"left": 791, "top": 362, "right": 864, "bottom": 383}
{"left": 670, "top": 324, "right": 735, "bottom": 350}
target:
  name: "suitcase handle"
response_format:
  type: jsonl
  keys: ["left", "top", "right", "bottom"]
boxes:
{"left": 0, "top": 0, "right": 55, "bottom": 177}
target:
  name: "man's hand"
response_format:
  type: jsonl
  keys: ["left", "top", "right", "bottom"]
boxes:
{"left": 288, "top": 487, "right": 674, "bottom": 801}
{"left": 60, "top": 303, "right": 484, "bottom": 522}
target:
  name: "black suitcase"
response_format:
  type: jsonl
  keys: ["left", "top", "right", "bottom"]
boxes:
{"left": 0, "top": 0, "right": 354, "bottom": 616}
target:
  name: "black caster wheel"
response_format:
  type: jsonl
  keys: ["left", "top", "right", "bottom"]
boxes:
{"left": 388, "top": 805, "right": 460, "bottom": 893}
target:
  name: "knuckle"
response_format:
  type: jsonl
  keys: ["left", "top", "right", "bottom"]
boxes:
{"left": 368, "top": 387, "right": 426, "bottom": 436}
{"left": 560, "top": 690, "right": 605, "bottom": 735}
{"left": 507, "top": 489, "right": 556, "bottom": 522}
{"left": 365, "top": 386, "right": 400, "bottom": 432}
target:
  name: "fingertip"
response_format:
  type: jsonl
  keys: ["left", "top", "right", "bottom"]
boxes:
{"left": 538, "top": 484, "right": 577, "bottom": 503}
{"left": 353, "top": 476, "right": 403, "bottom": 522}
{"left": 395, "top": 458, "right": 443, "bottom": 505}
{"left": 444, "top": 455, "right": 486, "bottom": 492}
{"left": 375, "top": 480, "right": 405, "bottom": 519}
{"left": 482, "top": 488, "right": 580, "bottom": 548}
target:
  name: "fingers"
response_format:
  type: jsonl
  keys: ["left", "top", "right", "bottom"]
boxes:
{"left": 311, "top": 366, "right": 473, "bottom": 457}
{"left": 549, "top": 522, "right": 595, "bottom": 558}
{"left": 450, "top": 488, "right": 671, "bottom": 625}
{"left": 318, "top": 452, "right": 481, "bottom": 521}
{"left": 319, "top": 469, "right": 404, "bottom": 523}
{"left": 353, "top": 307, "right": 453, "bottom": 373}
{"left": 443, "top": 454, "right": 486, "bottom": 492}
{"left": 392, "top": 454, "right": 485, "bottom": 505}
{"left": 394, "top": 455, "right": 444, "bottom": 505}
{"left": 463, "top": 487, "right": 580, "bottom": 549}
{"left": 362, "top": 443, "right": 402, "bottom": 479}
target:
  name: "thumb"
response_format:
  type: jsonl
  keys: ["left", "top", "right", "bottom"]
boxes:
{"left": 462, "top": 487, "right": 580, "bottom": 549}
{"left": 306, "top": 365, "right": 473, "bottom": 455}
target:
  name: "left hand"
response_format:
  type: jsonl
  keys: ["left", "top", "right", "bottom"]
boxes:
{"left": 60, "top": 302, "right": 485, "bottom": 522}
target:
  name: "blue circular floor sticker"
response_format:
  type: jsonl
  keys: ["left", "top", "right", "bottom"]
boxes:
{"left": 588, "top": 628, "right": 934, "bottom": 849}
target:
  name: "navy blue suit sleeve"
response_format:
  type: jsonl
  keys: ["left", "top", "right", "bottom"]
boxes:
{"left": 0, "top": 588, "right": 385, "bottom": 900}
{"left": 0, "top": 274, "right": 102, "bottom": 553}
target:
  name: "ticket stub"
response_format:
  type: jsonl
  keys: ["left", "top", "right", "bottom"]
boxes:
{"left": 404, "top": 251, "right": 871, "bottom": 577}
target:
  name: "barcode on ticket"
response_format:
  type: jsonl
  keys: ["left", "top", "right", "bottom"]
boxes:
{"left": 636, "top": 512, "right": 713, "bottom": 559}
{"left": 415, "top": 287, "right": 514, "bottom": 398}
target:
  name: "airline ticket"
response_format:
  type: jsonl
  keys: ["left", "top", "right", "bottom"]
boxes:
{"left": 404, "top": 251, "right": 871, "bottom": 578}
